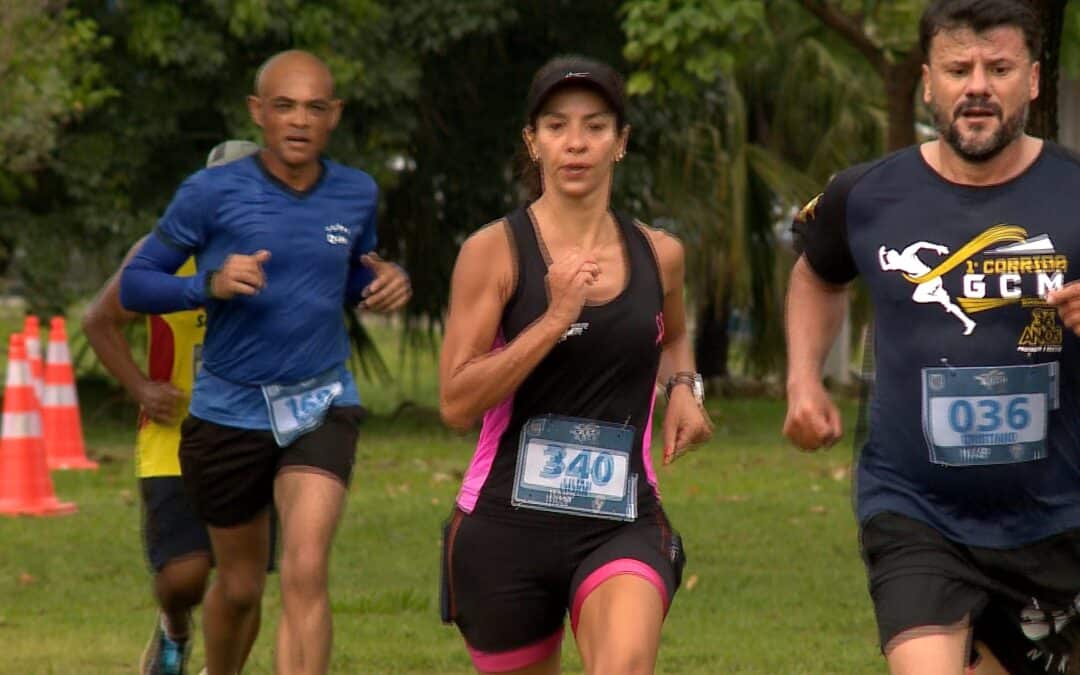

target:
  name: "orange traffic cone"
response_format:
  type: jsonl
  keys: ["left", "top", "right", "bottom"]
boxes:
{"left": 23, "top": 315, "right": 44, "bottom": 405}
{"left": 0, "top": 333, "right": 76, "bottom": 516}
{"left": 42, "top": 317, "right": 96, "bottom": 470}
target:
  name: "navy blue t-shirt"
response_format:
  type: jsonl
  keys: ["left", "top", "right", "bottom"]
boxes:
{"left": 127, "top": 154, "right": 377, "bottom": 428}
{"left": 793, "top": 142, "right": 1080, "bottom": 548}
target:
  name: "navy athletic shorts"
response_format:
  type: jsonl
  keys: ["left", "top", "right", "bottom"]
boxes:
{"left": 140, "top": 476, "right": 279, "bottom": 572}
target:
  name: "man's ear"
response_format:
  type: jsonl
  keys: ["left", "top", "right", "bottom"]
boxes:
{"left": 328, "top": 98, "right": 344, "bottom": 131}
{"left": 247, "top": 95, "right": 264, "bottom": 128}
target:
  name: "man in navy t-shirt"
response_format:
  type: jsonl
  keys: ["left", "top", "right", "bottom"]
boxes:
{"left": 121, "top": 50, "right": 410, "bottom": 675}
{"left": 785, "top": 1, "right": 1080, "bottom": 673}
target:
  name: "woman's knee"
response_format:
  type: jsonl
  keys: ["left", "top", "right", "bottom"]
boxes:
{"left": 583, "top": 643, "right": 656, "bottom": 675}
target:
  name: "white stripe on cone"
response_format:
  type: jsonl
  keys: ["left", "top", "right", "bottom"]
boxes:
{"left": 25, "top": 336, "right": 43, "bottom": 401}
{"left": 46, "top": 342, "right": 71, "bottom": 364}
{"left": 1, "top": 412, "right": 42, "bottom": 438}
{"left": 6, "top": 361, "right": 31, "bottom": 390}
{"left": 42, "top": 385, "right": 77, "bottom": 407}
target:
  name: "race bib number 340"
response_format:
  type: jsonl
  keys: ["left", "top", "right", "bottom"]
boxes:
{"left": 921, "top": 363, "right": 1058, "bottom": 466}
{"left": 512, "top": 415, "right": 637, "bottom": 521}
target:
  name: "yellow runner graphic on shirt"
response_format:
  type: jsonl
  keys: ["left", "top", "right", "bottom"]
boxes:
{"left": 878, "top": 224, "right": 1067, "bottom": 351}
{"left": 904, "top": 225, "right": 1027, "bottom": 284}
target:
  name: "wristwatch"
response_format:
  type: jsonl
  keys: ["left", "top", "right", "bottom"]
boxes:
{"left": 665, "top": 372, "right": 704, "bottom": 405}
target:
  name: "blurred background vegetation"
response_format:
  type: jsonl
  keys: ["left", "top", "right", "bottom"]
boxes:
{"left": 1, "top": 0, "right": 1077, "bottom": 389}
{"left": 1, "top": 5, "right": 1077, "bottom": 670}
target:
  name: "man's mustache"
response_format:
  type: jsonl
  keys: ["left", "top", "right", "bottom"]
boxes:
{"left": 954, "top": 98, "right": 1003, "bottom": 120}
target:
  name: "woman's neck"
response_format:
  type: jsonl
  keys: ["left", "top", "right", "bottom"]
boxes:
{"left": 530, "top": 189, "right": 615, "bottom": 250}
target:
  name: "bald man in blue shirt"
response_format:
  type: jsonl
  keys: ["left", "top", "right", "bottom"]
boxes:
{"left": 122, "top": 50, "right": 410, "bottom": 675}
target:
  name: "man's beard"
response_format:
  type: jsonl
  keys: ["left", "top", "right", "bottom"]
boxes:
{"left": 933, "top": 97, "right": 1028, "bottom": 163}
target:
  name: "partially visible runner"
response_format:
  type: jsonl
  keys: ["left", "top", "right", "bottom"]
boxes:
{"left": 439, "top": 55, "right": 712, "bottom": 675}
{"left": 119, "top": 50, "right": 411, "bottom": 675}
{"left": 83, "top": 139, "right": 263, "bottom": 675}
{"left": 783, "top": 1, "right": 1080, "bottom": 673}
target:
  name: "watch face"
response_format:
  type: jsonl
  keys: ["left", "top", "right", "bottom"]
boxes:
{"left": 691, "top": 375, "right": 705, "bottom": 403}
{"left": 667, "top": 373, "right": 704, "bottom": 403}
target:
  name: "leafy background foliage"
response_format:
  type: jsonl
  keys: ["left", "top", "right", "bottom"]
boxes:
{"left": 2, "top": 0, "right": 1077, "bottom": 376}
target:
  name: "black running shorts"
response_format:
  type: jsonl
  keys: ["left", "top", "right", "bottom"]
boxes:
{"left": 178, "top": 405, "right": 362, "bottom": 527}
{"left": 861, "top": 512, "right": 1080, "bottom": 674}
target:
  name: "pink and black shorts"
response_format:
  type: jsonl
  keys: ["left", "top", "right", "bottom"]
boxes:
{"left": 440, "top": 506, "right": 685, "bottom": 672}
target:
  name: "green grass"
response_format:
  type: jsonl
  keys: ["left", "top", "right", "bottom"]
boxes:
{"left": 0, "top": 317, "right": 884, "bottom": 673}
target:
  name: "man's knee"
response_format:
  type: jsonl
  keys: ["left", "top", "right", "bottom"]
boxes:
{"left": 156, "top": 579, "right": 206, "bottom": 613}
{"left": 156, "top": 556, "right": 211, "bottom": 610}
{"left": 280, "top": 548, "right": 329, "bottom": 596}
{"left": 216, "top": 570, "right": 267, "bottom": 610}
{"left": 886, "top": 626, "right": 970, "bottom": 675}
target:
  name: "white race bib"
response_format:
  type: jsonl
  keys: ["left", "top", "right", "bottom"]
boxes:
{"left": 262, "top": 368, "right": 343, "bottom": 447}
{"left": 921, "top": 363, "right": 1057, "bottom": 466}
{"left": 512, "top": 415, "right": 637, "bottom": 521}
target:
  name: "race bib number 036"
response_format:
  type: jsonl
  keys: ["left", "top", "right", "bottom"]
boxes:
{"left": 921, "top": 362, "right": 1058, "bottom": 466}
{"left": 512, "top": 415, "right": 637, "bottom": 521}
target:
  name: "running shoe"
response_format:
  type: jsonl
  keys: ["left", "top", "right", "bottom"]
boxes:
{"left": 139, "top": 614, "right": 191, "bottom": 675}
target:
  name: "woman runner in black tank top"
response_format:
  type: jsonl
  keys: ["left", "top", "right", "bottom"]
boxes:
{"left": 463, "top": 206, "right": 665, "bottom": 524}
{"left": 439, "top": 56, "right": 712, "bottom": 675}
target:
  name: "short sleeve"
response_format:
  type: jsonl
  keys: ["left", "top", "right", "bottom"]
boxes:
{"left": 154, "top": 172, "right": 213, "bottom": 253}
{"left": 791, "top": 168, "right": 861, "bottom": 285}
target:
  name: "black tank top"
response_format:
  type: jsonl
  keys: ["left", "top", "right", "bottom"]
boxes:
{"left": 459, "top": 205, "right": 666, "bottom": 523}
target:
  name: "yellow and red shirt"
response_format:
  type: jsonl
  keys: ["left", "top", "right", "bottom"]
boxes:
{"left": 135, "top": 258, "right": 205, "bottom": 477}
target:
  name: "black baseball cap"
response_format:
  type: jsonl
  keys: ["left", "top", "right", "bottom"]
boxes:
{"left": 525, "top": 56, "right": 627, "bottom": 128}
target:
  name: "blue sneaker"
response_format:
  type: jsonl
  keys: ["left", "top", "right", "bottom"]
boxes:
{"left": 140, "top": 615, "right": 191, "bottom": 675}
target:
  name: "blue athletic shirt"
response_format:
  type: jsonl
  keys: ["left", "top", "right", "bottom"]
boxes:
{"left": 792, "top": 142, "right": 1080, "bottom": 548}
{"left": 120, "top": 154, "right": 377, "bottom": 429}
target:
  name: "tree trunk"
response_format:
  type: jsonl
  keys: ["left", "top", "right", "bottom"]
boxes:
{"left": 884, "top": 56, "right": 923, "bottom": 151}
{"left": 1025, "top": 0, "right": 1067, "bottom": 141}
{"left": 695, "top": 285, "right": 731, "bottom": 380}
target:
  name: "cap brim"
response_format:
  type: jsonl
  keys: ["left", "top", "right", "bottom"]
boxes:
{"left": 528, "top": 74, "right": 624, "bottom": 123}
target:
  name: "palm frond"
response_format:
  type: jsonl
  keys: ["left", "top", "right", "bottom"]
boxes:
{"left": 345, "top": 310, "right": 392, "bottom": 385}
{"left": 744, "top": 143, "right": 820, "bottom": 210}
